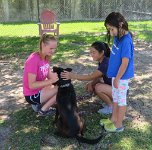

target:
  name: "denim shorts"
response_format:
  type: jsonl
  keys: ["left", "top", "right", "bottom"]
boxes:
{"left": 25, "top": 91, "right": 41, "bottom": 105}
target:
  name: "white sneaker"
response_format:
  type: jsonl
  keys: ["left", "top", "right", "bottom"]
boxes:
{"left": 98, "top": 105, "right": 112, "bottom": 115}
{"left": 31, "top": 104, "right": 41, "bottom": 112}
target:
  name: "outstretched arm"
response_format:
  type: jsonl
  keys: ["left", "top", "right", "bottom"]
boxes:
{"left": 61, "top": 70, "right": 103, "bottom": 81}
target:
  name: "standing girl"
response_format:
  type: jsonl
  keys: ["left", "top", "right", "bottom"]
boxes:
{"left": 100, "top": 12, "right": 134, "bottom": 132}
{"left": 61, "top": 41, "right": 112, "bottom": 114}
{"left": 23, "top": 34, "right": 59, "bottom": 116}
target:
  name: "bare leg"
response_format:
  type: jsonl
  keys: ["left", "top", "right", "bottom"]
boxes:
{"left": 95, "top": 83, "right": 112, "bottom": 106}
{"left": 41, "top": 95, "right": 56, "bottom": 111}
{"left": 40, "top": 85, "right": 58, "bottom": 111}
{"left": 115, "top": 106, "right": 126, "bottom": 128}
{"left": 111, "top": 102, "right": 118, "bottom": 123}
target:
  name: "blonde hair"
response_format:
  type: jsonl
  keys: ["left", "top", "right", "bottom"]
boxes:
{"left": 39, "top": 33, "right": 57, "bottom": 60}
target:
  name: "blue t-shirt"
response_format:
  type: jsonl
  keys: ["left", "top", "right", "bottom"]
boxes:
{"left": 107, "top": 33, "right": 134, "bottom": 79}
{"left": 98, "top": 57, "right": 112, "bottom": 85}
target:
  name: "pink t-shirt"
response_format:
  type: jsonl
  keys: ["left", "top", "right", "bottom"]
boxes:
{"left": 23, "top": 52, "right": 50, "bottom": 96}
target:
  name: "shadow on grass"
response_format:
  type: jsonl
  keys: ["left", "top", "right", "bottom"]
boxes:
{"left": 128, "top": 42, "right": 152, "bottom": 123}
{"left": 0, "top": 32, "right": 152, "bottom": 149}
{"left": 0, "top": 36, "right": 39, "bottom": 59}
{"left": 0, "top": 103, "right": 105, "bottom": 150}
{"left": 1, "top": 103, "right": 152, "bottom": 150}
{"left": 1, "top": 107, "right": 56, "bottom": 150}
{"left": 108, "top": 124, "right": 152, "bottom": 150}
{"left": 1, "top": 33, "right": 152, "bottom": 124}
{"left": 129, "top": 23, "right": 152, "bottom": 42}
{"left": 137, "top": 30, "right": 152, "bottom": 42}
{"left": 0, "top": 32, "right": 105, "bottom": 61}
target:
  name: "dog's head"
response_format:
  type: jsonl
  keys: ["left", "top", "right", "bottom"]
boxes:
{"left": 53, "top": 66, "right": 72, "bottom": 88}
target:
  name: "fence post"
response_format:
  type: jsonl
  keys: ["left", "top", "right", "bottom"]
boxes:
{"left": 37, "top": 0, "right": 40, "bottom": 22}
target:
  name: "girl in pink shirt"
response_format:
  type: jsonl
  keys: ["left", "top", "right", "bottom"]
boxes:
{"left": 23, "top": 34, "right": 58, "bottom": 116}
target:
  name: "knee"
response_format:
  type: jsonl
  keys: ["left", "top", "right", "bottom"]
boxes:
{"left": 44, "top": 85, "right": 58, "bottom": 93}
{"left": 95, "top": 83, "right": 104, "bottom": 93}
{"left": 53, "top": 85, "right": 58, "bottom": 92}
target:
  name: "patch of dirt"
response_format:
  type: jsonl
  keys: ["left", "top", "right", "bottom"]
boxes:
{"left": 0, "top": 39, "right": 152, "bottom": 149}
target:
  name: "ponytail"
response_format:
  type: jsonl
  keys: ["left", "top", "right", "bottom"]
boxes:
{"left": 91, "top": 41, "right": 110, "bottom": 58}
{"left": 103, "top": 42, "right": 110, "bottom": 57}
{"left": 39, "top": 33, "right": 57, "bottom": 51}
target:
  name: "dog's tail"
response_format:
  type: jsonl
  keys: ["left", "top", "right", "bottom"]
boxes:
{"left": 75, "top": 132, "right": 106, "bottom": 145}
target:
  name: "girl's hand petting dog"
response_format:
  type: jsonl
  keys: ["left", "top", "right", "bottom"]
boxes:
{"left": 61, "top": 71, "right": 73, "bottom": 80}
{"left": 85, "top": 82, "right": 94, "bottom": 93}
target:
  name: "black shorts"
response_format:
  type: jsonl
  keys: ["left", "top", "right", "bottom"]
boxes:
{"left": 25, "top": 91, "right": 41, "bottom": 105}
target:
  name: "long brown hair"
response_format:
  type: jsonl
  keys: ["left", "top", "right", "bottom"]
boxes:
{"left": 39, "top": 33, "right": 57, "bottom": 60}
{"left": 104, "top": 12, "right": 132, "bottom": 44}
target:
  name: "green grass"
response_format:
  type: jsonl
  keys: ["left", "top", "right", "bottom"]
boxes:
{"left": 0, "top": 21, "right": 152, "bottom": 40}
{"left": 129, "top": 21, "right": 152, "bottom": 41}
{"left": 0, "top": 21, "right": 152, "bottom": 149}
{"left": 0, "top": 21, "right": 152, "bottom": 60}
{"left": 0, "top": 33, "right": 105, "bottom": 61}
{"left": 0, "top": 21, "right": 104, "bottom": 37}
{"left": 1, "top": 107, "right": 152, "bottom": 150}
{"left": 0, "top": 22, "right": 106, "bottom": 60}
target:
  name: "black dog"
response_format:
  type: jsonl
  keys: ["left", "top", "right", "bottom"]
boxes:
{"left": 53, "top": 66, "right": 105, "bottom": 144}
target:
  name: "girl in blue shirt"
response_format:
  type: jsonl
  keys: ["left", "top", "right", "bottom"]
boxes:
{"left": 100, "top": 12, "right": 134, "bottom": 132}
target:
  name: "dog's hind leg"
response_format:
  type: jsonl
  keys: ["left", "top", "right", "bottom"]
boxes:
{"left": 53, "top": 106, "right": 59, "bottom": 124}
{"left": 80, "top": 119, "right": 85, "bottom": 136}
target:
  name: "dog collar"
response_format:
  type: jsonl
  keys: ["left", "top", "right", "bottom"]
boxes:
{"left": 60, "top": 83, "right": 71, "bottom": 88}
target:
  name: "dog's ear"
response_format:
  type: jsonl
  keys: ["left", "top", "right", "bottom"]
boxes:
{"left": 53, "top": 66, "right": 58, "bottom": 73}
{"left": 65, "top": 68, "right": 72, "bottom": 72}
{"left": 53, "top": 66, "right": 64, "bottom": 74}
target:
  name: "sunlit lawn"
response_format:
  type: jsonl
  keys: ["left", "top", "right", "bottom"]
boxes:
{"left": 0, "top": 21, "right": 152, "bottom": 40}
{"left": 0, "top": 21, "right": 152, "bottom": 60}
{"left": 0, "top": 21, "right": 152, "bottom": 150}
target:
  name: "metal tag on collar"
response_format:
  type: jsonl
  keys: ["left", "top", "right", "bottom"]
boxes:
{"left": 60, "top": 83, "right": 70, "bottom": 88}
